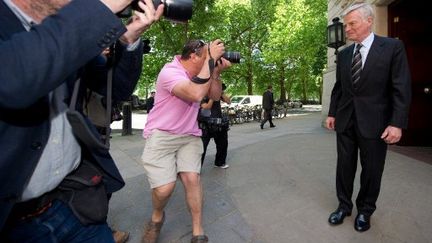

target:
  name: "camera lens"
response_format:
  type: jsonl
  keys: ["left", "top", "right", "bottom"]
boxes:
{"left": 155, "top": 0, "right": 193, "bottom": 23}
{"left": 119, "top": 0, "right": 193, "bottom": 22}
{"left": 223, "top": 51, "right": 241, "bottom": 63}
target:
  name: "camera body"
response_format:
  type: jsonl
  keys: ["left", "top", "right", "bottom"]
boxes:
{"left": 117, "top": 0, "right": 193, "bottom": 23}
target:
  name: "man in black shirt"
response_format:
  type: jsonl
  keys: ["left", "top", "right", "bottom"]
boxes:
{"left": 200, "top": 85, "right": 231, "bottom": 169}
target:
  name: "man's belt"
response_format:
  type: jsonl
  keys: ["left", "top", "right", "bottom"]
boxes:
{"left": 8, "top": 191, "right": 59, "bottom": 223}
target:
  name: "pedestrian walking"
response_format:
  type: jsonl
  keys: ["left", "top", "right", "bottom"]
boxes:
{"left": 260, "top": 85, "right": 275, "bottom": 129}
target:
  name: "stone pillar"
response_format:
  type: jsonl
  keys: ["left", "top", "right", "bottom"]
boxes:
{"left": 122, "top": 102, "right": 133, "bottom": 136}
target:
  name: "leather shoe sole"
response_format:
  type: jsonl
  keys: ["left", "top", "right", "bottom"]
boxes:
{"left": 328, "top": 209, "right": 351, "bottom": 225}
{"left": 354, "top": 214, "right": 370, "bottom": 232}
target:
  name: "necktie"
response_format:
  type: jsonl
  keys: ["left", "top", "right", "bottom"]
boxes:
{"left": 351, "top": 44, "right": 362, "bottom": 86}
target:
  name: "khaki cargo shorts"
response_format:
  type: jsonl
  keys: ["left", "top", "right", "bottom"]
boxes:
{"left": 141, "top": 129, "right": 203, "bottom": 188}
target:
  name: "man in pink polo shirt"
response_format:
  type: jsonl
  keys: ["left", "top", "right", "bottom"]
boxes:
{"left": 141, "top": 39, "right": 231, "bottom": 243}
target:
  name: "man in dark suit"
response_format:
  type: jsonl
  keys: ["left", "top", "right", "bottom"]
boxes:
{"left": 326, "top": 2, "right": 411, "bottom": 232}
{"left": 0, "top": 0, "right": 163, "bottom": 241}
{"left": 260, "top": 85, "right": 275, "bottom": 129}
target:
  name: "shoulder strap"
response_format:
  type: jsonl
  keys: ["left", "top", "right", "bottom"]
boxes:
{"left": 69, "top": 46, "right": 115, "bottom": 148}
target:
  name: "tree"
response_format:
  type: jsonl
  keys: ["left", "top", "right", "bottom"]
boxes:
{"left": 133, "top": 0, "right": 327, "bottom": 104}
{"left": 262, "top": 0, "right": 326, "bottom": 102}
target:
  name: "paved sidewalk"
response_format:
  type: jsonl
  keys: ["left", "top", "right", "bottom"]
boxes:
{"left": 108, "top": 111, "right": 432, "bottom": 243}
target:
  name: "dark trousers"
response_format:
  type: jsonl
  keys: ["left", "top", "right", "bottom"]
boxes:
{"left": 335, "top": 116, "right": 387, "bottom": 216}
{"left": 261, "top": 109, "right": 274, "bottom": 126}
{"left": 201, "top": 129, "right": 228, "bottom": 166}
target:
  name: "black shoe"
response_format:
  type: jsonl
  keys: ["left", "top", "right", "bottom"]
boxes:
{"left": 260, "top": 124, "right": 263, "bottom": 129}
{"left": 354, "top": 214, "right": 370, "bottom": 232}
{"left": 270, "top": 124, "right": 275, "bottom": 128}
{"left": 328, "top": 209, "right": 351, "bottom": 225}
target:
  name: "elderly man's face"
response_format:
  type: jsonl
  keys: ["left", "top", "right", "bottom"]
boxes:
{"left": 343, "top": 9, "right": 373, "bottom": 43}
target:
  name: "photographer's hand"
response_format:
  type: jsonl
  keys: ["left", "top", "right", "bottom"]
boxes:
{"left": 207, "top": 39, "right": 225, "bottom": 61}
{"left": 214, "top": 57, "right": 232, "bottom": 74}
{"left": 120, "top": 0, "right": 164, "bottom": 44}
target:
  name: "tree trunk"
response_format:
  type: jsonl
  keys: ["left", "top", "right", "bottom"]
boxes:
{"left": 301, "top": 76, "right": 307, "bottom": 103}
{"left": 285, "top": 69, "right": 295, "bottom": 101}
{"left": 247, "top": 63, "right": 253, "bottom": 95}
{"left": 318, "top": 76, "right": 323, "bottom": 104}
{"left": 247, "top": 38, "right": 253, "bottom": 95}
{"left": 279, "top": 65, "right": 286, "bottom": 101}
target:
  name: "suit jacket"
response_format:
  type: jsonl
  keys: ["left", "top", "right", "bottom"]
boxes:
{"left": 328, "top": 35, "right": 411, "bottom": 138}
{"left": 262, "top": 90, "right": 274, "bottom": 110}
{"left": 0, "top": 0, "right": 143, "bottom": 229}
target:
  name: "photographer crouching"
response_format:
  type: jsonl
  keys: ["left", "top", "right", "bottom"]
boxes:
{"left": 199, "top": 83, "right": 231, "bottom": 169}
{"left": 141, "top": 39, "right": 231, "bottom": 243}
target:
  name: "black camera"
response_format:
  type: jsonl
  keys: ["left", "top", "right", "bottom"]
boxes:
{"left": 117, "top": 0, "right": 193, "bottom": 23}
{"left": 222, "top": 51, "right": 241, "bottom": 63}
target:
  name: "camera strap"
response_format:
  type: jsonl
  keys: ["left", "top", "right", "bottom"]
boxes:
{"left": 104, "top": 63, "right": 113, "bottom": 147}
{"left": 68, "top": 78, "right": 109, "bottom": 150}
{"left": 191, "top": 75, "right": 210, "bottom": 84}
{"left": 207, "top": 43, "right": 215, "bottom": 75}
{"left": 191, "top": 60, "right": 215, "bottom": 84}
{"left": 69, "top": 71, "right": 112, "bottom": 148}
{"left": 68, "top": 45, "right": 115, "bottom": 150}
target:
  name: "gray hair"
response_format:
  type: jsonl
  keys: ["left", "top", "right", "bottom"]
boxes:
{"left": 342, "top": 2, "right": 374, "bottom": 20}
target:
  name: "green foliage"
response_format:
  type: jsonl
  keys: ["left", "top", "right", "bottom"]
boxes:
{"left": 133, "top": 0, "right": 327, "bottom": 103}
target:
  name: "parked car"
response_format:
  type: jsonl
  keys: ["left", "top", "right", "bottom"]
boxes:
{"left": 130, "top": 95, "right": 147, "bottom": 110}
{"left": 223, "top": 95, "right": 263, "bottom": 108}
{"left": 288, "top": 100, "right": 303, "bottom": 108}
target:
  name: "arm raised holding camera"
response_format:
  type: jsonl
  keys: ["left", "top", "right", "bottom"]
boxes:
{"left": 208, "top": 56, "right": 231, "bottom": 101}
{"left": 119, "top": 0, "right": 164, "bottom": 44}
{"left": 0, "top": 0, "right": 162, "bottom": 109}
{"left": 172, "top": 39, "right": 231, "bottom": 102}
{"left": 87, "top": 0, "right": 164, "bottom": 100}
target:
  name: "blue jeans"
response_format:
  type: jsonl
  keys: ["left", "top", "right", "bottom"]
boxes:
{"left": 6, "top": 200, "right": 114, "bottom": 243}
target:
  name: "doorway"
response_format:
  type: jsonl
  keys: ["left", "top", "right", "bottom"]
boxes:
{"left": 388, "top": 0, "right": 432, "bottom": 146}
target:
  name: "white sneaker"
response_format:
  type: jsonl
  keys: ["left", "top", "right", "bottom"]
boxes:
{"left": 214, "top": 164, "right": 229, "bottom": 169}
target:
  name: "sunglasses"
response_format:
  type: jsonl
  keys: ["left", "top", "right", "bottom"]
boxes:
{"left": 192, "top": 40, "right": 206, "bottom": 53}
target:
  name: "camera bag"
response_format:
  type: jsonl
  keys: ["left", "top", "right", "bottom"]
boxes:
{"left": 57, "top": 158, "right": 108, "bottom": 225}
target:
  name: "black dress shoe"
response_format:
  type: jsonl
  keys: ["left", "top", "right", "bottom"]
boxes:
{"left": 354, "top": 214, "right": 370, "bottom": 232}
{"left": 328, "top": 209, "right": 351, "bottom": 225}
{"left": 270, "top": 124, "right": 276, "bottom": 128}
{"left": 260, "top": 124, "right": 264, "bottom": 129}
